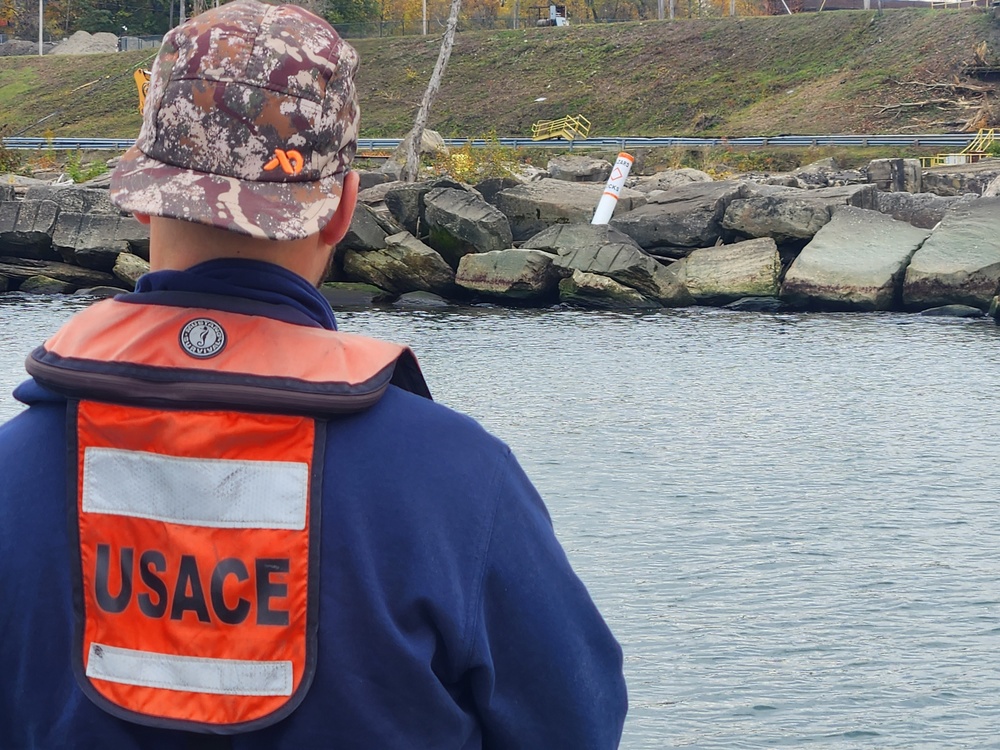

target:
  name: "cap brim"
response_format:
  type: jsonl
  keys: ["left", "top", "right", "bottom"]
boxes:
{"left": 110, "top": 145, "right": 345, "bottom": 241}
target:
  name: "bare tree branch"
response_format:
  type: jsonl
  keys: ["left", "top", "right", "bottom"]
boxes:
{"left": 888, "top": 79, "right": 992, "bottom": 95}
{"left": 401, "top": 0, "right": 462, "bottom": 182}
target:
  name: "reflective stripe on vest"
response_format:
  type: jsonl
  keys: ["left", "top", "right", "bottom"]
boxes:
{"left": 71, "top": 399, "right": 322, "bottom": 732}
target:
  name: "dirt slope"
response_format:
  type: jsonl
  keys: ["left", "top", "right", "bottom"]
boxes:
{"left": 352, "top": 8, "right": 1000, "bottom": 138}
{"left": 0, "top": 7, "right": 998, "bottom": 140}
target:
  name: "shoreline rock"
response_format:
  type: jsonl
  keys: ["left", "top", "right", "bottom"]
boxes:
{"left": 3, "top": 155, "right": 1000, "bottom": 322}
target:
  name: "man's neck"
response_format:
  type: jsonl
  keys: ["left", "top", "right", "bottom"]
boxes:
{"left": 146, "top": 216, "right": 333, "bottom": 286}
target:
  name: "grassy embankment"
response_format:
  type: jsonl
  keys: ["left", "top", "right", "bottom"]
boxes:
{"left": 1, "top": 7, "right": 999, "bottom": 174}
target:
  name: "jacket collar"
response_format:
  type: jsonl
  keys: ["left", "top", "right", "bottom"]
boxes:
{"left": 130, "top": 259, "right": 338, "bottom": 330}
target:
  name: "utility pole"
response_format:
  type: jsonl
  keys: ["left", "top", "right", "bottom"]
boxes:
{"left": 37, "top": 0, "right": 42, "bottom": 55}
{"left": 422, "top": 0, "right": 426, "bottom": 34}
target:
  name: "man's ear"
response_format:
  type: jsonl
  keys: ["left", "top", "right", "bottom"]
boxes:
{"left": 319, "top": 170, "right": 359, "bottom": 247}
{"left": 133, "top": 212, "right": 151, "bottom": 226}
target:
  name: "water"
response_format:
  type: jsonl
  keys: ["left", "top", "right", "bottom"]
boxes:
{"left": 3, "top": 295, "right": 1000, "bottom": 748}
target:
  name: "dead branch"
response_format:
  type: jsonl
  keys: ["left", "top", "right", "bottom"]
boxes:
{"left": 889, "top": 79, "right": 992, "bottom": 95}
{"left": 860, "top": 99, "right": 959, "bottom": 114}
{"left": 894, "top": 120, "right": 969, "bottom": 131}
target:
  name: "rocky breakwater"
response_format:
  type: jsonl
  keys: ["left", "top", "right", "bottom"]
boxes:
{"left": 0, "top": 176, "right": 149, "bottom": 295}
{"left": 5, "top": 154, "right": 1000, "bottom": 322}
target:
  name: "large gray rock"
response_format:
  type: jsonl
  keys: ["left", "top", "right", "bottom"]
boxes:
{"left": 19, "top": 275, "right": 75, "bottom": 294}
{"left": 558, "top": 270, "right": 660, "bottom": 310}
{"left": 392, "top": 291, "right": 452, "bottom": 308}
{"left": 23, "top": 185, "right": 118, "bottom": 214}
{"left": 722, "top": 193, "right": 832, "bottom": 243}
{"left": 456, "top": 249, "right": 565, "bottom": 302}
{"left": 781, "top": 207, "right": 930, "bottom": 311}
{"left": 357, "top": 171, "right": 394, "bottom": 192}
{"left": 922, "top": 165, "right": 1000, "bottom": 197}
{"left": 721, "top": 183, "right": 878, "bottom": 243}
{"left": 495, "top": 178, "right": 645, "bottom": 242}
{"left": 52, "top": 213, "right": 149, "bottom": 269}
{"left": 342, "top": 232, "right": 456, "bottom": 297}
{"left": 74, "top": 285, "right": 122, "bottom": 299}
{"left": 903, "top": 197, "right": 1000, "bottom": 311}
{"left": 112, "top": 253, "right": 149, "bottom": 289}
{"left": 874, "top": 191, "right": 979, "bottom": 230}
{"left": 383, "top": 177, "right": 465, "bottom": 236}
{"left": 0, "top": 256, "right": 120, "bottom": 289}
{"left": 793, "top": 157, "right": 841, "bottom": 188}
{"left": 423, "top": 187, "right": 513, "bottom": 268}
{"left": 338, "top": 203, "right": 388, "bottom": 252}
{"left": 984, "top": 173, "right": 1000, "bottom": 197}
{"left": 865, "top": 158, "right": 922, "bottom": 193}
{"left": 358, "top": 180, "right": 407, "bottom": 205}
{"left": 920, "top": 304, "right": 984, "bottom": 318}
{"left": 356, "top": 181, "right": 405, "bottom": 237}
{"left": 631, "top": 168, "right": 713, "bottom": 193}
{"left": 546, "top": 154, "right": 612, "bottom": 183}
{"left": 475, "top": 176, "right": 523, "bottom": 206}
{"left": 670, "top": 238, "right": 781, "bottom": 305}
{"left": 521, "top": 223, "right": 641, "bottom": 254}
{"left": 554, "top": 243, "right": 692, "bottom": 307}
{"left": 319, "top": 282, "right": 393, "bottom": 308}
{"left": 724, "top": 296, "right": 786, "bottom": 312}
{"left": 609, "top": 180, "right": 743, "bottom": 253}
{"left": 0, "top": 200, "right": 60, "bottom": 260}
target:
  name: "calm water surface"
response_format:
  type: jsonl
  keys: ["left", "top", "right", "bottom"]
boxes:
{"left": 3, "top": 295, "right": 1000, "bottom": 748}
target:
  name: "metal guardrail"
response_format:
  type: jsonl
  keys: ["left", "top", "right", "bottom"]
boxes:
{"left": 2, "top": 138, "right": 139, "bottom": 151}
{"left": 1, "top": 134, "right": 983, "bottom": 152}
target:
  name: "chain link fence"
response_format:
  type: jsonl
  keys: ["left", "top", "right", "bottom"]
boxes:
{"left": 118, "top": 35, "right": 164, "bottom": 51}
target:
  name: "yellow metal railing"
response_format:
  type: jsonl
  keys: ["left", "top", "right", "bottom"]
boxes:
{"left": 965, "top": 127, "right": 995, "bottom": 153}
{"left": 919, "top": 128, "right": 996, "bottom": 168}
{"left": 531, "top": 114, "right": 591, "bottom": 141}
{"left": 930, "top": 0, "right": 979, "bottom": 8}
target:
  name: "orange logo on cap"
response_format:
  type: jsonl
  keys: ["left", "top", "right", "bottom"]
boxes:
{"left": 264, "top": 149, "right": 304, "bottom": 176}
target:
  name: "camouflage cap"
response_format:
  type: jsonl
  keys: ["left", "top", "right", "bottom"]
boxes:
{"left": 110, "top": 0, "right": 359, "bottom": 241}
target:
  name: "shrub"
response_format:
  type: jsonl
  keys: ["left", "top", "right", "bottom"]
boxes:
{"left": 0, "top": 126, "right": 23, "bottom": 175}
{"left": 430, "top": 131, "right": 521, "bottom": 183}
{"left": 65, "top": 149, "right": 108, "bottom": 183}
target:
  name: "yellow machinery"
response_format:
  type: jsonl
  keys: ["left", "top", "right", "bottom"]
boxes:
{"left": 531, "top": 114, "right": 591, "bottom": 141}
{"left": 919, "top": 128, "right": 996, "bottom": 168}
{"left": 134, "top": 69, "right": 151, "bottom": 114}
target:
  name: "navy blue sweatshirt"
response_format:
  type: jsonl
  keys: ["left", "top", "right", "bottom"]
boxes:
{"left": 0, "top": 260, "right": 627, "bottom": 749}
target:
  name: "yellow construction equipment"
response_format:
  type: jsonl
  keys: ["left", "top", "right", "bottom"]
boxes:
{"left": 919, "top": 128, "right": 996, "bottom": 168}
{"left": 134, "top": 69, "right": 151, "bottom": 114}
{"left": 531, "top": 114, "right": 591, "bottom": 141}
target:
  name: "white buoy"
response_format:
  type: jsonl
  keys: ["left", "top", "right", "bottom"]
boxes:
{"left": 591, "top": 152, "right": 634, "bottom": 225}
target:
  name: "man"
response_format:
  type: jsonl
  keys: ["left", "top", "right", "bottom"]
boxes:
{"left": 0, "top": 1, "right": 627, "bottom": 747}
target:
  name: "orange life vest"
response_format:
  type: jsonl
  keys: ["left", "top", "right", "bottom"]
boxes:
{"left": 26, "top": 298, "right": 430, "bottom": 733}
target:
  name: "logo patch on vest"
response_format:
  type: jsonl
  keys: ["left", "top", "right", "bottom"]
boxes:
{"left": 179, "top": 318, "right": 226, "bottom": 359}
